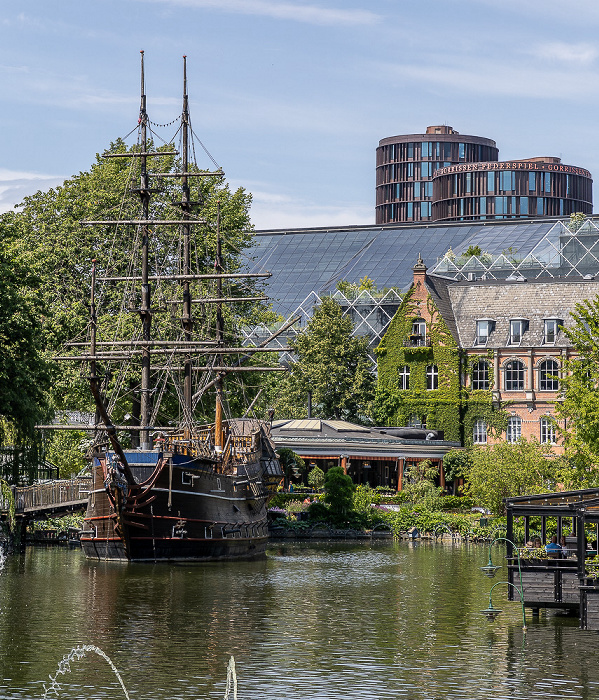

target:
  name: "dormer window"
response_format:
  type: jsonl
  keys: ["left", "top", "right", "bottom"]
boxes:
{"left": 410, "top": 318, "right": 427, "bottom": 346}
{"left": 475, "top": 319, "right": 494, "bottom": 346}
{"left": 544, "top": 319, "right": 561, "bottom": 345}
{"left": 509, "top": 319, "right": 528, "bottom": 345}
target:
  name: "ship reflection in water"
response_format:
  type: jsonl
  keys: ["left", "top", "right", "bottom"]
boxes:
{"left": 1, "top": 542, "right": 599, "bottom": 699}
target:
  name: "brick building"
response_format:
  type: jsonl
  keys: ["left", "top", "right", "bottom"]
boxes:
{"left": 376, "top": 257, "right": 599, "bottom": 451}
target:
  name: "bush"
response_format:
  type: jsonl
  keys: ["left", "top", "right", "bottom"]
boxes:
{"left": 307, "top": 501, "right": 330, "bottom": 521}
{"left": 324, "top": 467, "right": 355, "bottom": 525}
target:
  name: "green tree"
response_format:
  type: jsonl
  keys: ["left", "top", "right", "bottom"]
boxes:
{"left": 323, "top": 466, "right": 355, "bottom": 524}
{"left": 0, "top": 220, "right": 50, "bottom": 445}
{"left": 442, "top": 449, "right": 472, "bottom": 493}
{"left": 4, "top": 139, "right": 273, "bottom": 449}
{"left": 556, "top": 296, "right": 599, "bottom": 476}
{"left": 277, "top": 447, "right": 305, "bottom": 489}
{"left": 307, "top": 465, "right": 325, "bottom": 492}
{"left": 462, "top": 439, "right": 560, "bottom": 515}
{"left": 274, "top": 297, "right": 375, "bottom": 422}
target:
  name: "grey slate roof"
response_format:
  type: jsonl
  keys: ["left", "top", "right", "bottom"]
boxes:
{"left": 424, "top": 274, "right": 459, "bottom": 344}
{"left": 444, "top": 276, "right": 599, "bottom": 348}
{"left": 247, "top": 218, "right": 571, "bottom": 317}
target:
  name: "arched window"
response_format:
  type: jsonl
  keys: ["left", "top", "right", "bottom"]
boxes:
{"left": 398, "top": 365, "right": 410, "bottom": 390}
{"left": 426, "top": 365, "right": 439, "bottom": 390}
{"left": 539, "top": 359, "right": 559, "bottom": 391}
{"left": 507, "top": 416, "right": 522, "bottom": 443}
{"left": 540, "top": 417, "right": 556, "bottom": 444}
{"left": 471, "top": 360, "right": 489, "bottom": 390}
{"left": 473, "top": 420, "right": 487, "bottom": 444}
{"left": 504, "top": 360, "right": 525, "bottom": 391}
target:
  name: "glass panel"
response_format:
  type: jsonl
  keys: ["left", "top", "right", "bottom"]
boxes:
{"left": 421, "top": 201, "right": 431, "bottom": 217}
{"left": 510, "top": 319, "right": 522, "bottom": 344}
{"left": 426, "top": 365, "right": 439, "bottom": 390}
{"left": 398, "top": 365, "right": 410, "bottom": 390}
{"left": 476, "top": 320, "right": 489, "bottom": 345}
{"left": 545, "top": 172, "right": 551, "bottom": 193}
{"left": 529, "top": 172, "right": 536, "bottom": 191}
{"left": 540, "top": 417, "right": 556, "bottom": 444}
{"left": 505, "top": 360, "right": 524, "bottom": 390}
{"left": 507, "top": 416, "right": 522, "bottom": 443}
{"left": 539, "top": 359, "right": 559, "bottom": 391}
{"left": 473, "top": 419, "right": 487, "bottom": 444}
{"left": 479, "top": 196, "right": 486, "bottom": 215}
{"left": 459, "top": 143, "right": 465, "bottom": 161}
{"left": 544, "top": 319, "right": 557, "bottom": 344}
{"left": 537, "top": 197, "right": 544, "bottom": 215}
{"left": 520, "top": 197, "right": 528, "bottom": 216}
{"left": 472, "top": 360, "right": 489, "bottom": 390}
{"left": 414, "top": 181, "right": 421, "bottom": 198}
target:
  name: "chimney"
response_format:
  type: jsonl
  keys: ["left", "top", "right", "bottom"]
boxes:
{"left": 413, "top": 253, "right": 427, "bottom": 287}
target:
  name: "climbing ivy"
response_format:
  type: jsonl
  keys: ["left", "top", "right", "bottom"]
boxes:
{"left": 374, "top": 287, "right": 508, "bottom": 444}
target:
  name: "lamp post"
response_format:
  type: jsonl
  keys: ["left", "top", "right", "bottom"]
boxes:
{"left": 479, "top": 536, "right": 527, "bottom": 631}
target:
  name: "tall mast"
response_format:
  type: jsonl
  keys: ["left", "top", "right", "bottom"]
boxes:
{"left": 181, "top": 55, "right": 193, "bottom": 433}
{"left": 214, "top": 201, "right": 224, "bottom": 454}
{"left": 139, "top": 50, "right": 153, "bottom": 451}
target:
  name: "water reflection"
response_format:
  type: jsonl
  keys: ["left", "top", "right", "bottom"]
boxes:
{"left": 0, "top": 541, "right": 598, "bottom": 699}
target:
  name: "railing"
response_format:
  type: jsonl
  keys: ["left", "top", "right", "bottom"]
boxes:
{"left": 13, "top": 478, "right": 91, "bottom": 514}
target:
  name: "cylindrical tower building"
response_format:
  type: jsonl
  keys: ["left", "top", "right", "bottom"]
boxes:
{"left": 432, "top": 157, "right": 592, "bottom": 222}
{"left": 376, "top": 125, "right": 498, "bottom": 225}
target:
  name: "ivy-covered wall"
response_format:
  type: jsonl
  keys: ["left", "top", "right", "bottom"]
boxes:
{"left": 374, "top": 284, "right": 507, "bottom": 445}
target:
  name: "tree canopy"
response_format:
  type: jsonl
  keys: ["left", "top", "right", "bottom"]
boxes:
{"left": 0, "top": 138, "right": 276, "bottom": 474}
{"left": 556, "top": 296, "right": 599, "bottom": 478}
{"left": 272, "top": 297, "right": 375, "bottom": 422}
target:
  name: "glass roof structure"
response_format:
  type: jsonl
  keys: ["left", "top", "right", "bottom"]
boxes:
{"left": 431, "top": 218, "right": 599, "bottom": 281}
{"left": 247, "top": 218, "right": 569, "bottom": 317}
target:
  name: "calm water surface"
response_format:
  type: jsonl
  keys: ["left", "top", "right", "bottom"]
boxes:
{"left": 0, "top": 541, "right": 598, "bottom": 699}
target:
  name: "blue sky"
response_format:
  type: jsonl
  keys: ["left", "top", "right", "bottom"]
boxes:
{"left": 1, "top": 0, "right": 599, "bottom": 229}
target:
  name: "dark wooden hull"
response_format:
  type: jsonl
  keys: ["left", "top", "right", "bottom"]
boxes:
{"left": 81, "top": 448, "right": 274, "bottom": 562}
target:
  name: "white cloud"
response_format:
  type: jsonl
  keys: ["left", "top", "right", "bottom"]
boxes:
{"left": 248, "top": 189, "right": 372, "bottom": 229}
{"left": 529, "top": 42, "right": 598, "bottom": 65}
{"left": 135, "top": 0, "right": 380, "bottom": 26}
{"left": 0, "top": 170, "right": 65, "bottom": 213}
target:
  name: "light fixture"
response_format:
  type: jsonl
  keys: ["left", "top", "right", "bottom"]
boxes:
{"left": 480, "top": 600, "right": 502, "bottom": 622}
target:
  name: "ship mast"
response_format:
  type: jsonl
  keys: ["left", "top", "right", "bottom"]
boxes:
{"left": 214, "top": 202, "right": 224, "bottom": 453}
{"left": 139, "top": 50, "right": 153, "bottom": 451}
{"left": 181, "top": 56, "right": 193, "bottom": 434}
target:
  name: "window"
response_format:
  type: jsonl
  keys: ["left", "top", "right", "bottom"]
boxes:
{"left": 409, "top": 414, "right": 424, "bottom": 428}
{"left": 407, "top": 163, "right": 414, "bottom": 177}
{"left": 545, "top": 172, "right": 551, "bottom": 193}
{"left": 471, "top": 360, "right": 490, "bottom": 390}
{"left": 495, "top": 196, "right": 508, "bottom": 215}
{"left": 520, "top": 197, "right": 528, "bottom": 216}
{"left": 424, "top": 181, "right": 433, "bottom": 197}
{"left": 507, "top": 416, "right": 522, "bottom": 443}
{"left": 509, "top": 319, "right": 526, "bottom": 345}
{"left": 421, "top": 141, "right": 431, "bottom": 157}
{"left": 407, "top": 202, "right": 413, "bottom": 219}
{"left": 529, "top": 172, "right": 536, "bottom": 191}
{"left": 398, "top": 365, "right": 410, "bottom": 390}
{"left": 539, "top": 359, "right": 559, "bottom": 391}
{"left": 414, "top": 181, "right": 421, "bottom": 198}
{"left": 479, "top": 196, "right": 487, "bottom": 215}
{"left": 459, "top": 143, "right": 465, "bottom": 161}
{"left": 500, "top": 170, "right": 515, "bottom": 191}
{"left": 505, "top": 360, "right": 525, "bottom": 391}
{"left": 544, "top": 319, "right": 559, "bottom": 344}
{"left": 488, "top": 171, "right": 495, "bottom": 192}
{"left": 537, "top": 197, "right": 544, "bottom": 215}
{"left": 466, "top": 172, "right": 472, "bottom": 193}
{"left": 420, "top": 162, "right": 432, "bottom": 178}
{"left": 540, "top": 417, "right": 556, "bottom": 444}
{"left": 421, "top": 201, "right": 431, "bottom": 218}
{"left": 411, "top": 318, "right": 426, "bottom": 345}
{"left": 473, "top": 420, "right": 487, "bottom": 444}
{"left": 475, "top": 320, "right": 491, "bottom": 346}
{"left": 407, "top": 142, "right": 414, "bottom": 159}
{"left": 426, "top": 365, "right": 439, "bottom": 390}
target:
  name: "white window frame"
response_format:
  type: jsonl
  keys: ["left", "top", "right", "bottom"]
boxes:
{"left": 544, "top": 319, "right": 559, "bottom": 345}
{"left": 411, "top": 318, "right": 427, "bottom": 346}
{"left": 540, "top": 416, "right": 556, "bottom": 444}
{"left": 426, "top": 365, "right": 439, "bottom": 390}
{"left": 538, "top": 359, "right": 559, "bottom": 392}
{"left": 504, "top": 360, "right": 525, "bottom": 391}
{"left": 471, "top": 360, "right": 490, "bottom": 390}
{"left": 509, "top": 319, "right": 526, "bottom": 345}
{"left": 473, "top": 419, "right": 487, "bottom": 444}
{"left": 475, "top": 320, "right": 491, "bottom": 346}
{"left": 398, "top": 365, "right": 410, "bottom": 390}
{"left": 507, "top": 416, "right": 522, "bottom": 443}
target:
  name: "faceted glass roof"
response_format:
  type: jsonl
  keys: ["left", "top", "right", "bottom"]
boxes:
{"left": 247, "top": 219, "right": 563, "bottom": 316}
{"left": 431, "top": 218, "right": 599, "bottom": 281}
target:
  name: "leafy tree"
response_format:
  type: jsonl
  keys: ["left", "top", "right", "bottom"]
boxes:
{"left": 556, "top": 296, "right": 599, "bottom": 475}
{"left": 0, "top": 220, "right": 51, "bottom": 476}
{"left": 43, "top": 430, "right": 89, "bottom": 479}
{"left": 442, "top": 449, "right": 473, "bottom": 493}
{"left": 307, "top": 465, "right": 325, "bottom": 492}
{"left": 401, "top": 459, "right": 443, "bottom": 508}
{"left": 277, "top": 447, "right": 305, "bottom": 489}
{"left": 273, "top": 297, "right": 375, "bottom": 422}
{"left": 3, "top": 139, "right": 274, "bottom": 461}
{"left": 323, "top": 466, "right": 355, "bottom": 524}
{"left": 462, "top": 439, "right": 561, "bottom": 515}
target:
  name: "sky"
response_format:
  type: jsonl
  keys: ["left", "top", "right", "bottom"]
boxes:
{"left": 1, "top": 0, "right": 599, "bottom": 230}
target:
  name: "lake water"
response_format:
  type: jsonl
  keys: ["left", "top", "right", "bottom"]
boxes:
{"left": 1, "top": 540, "right": 599, "bottom": 699}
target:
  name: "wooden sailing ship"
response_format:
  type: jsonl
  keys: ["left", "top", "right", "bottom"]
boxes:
{"left": 62, "top": 54, "right": 284, "bottom": 561}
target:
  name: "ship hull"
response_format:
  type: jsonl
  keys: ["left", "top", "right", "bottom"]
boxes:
{"left": 81, "top": 442, "right": 276, "bottom": 562}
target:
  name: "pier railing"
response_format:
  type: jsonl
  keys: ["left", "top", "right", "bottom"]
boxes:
{"left": 13, "top": 478, "right": 91, "bottom": 515}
